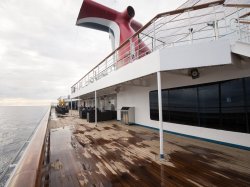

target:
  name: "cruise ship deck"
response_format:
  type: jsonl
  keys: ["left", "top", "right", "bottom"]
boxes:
{"left": 4, "top": 1, "right": 250, "bottom": 187}
{"left": 48, "top": 110, "right": 250, "bottom": 186}
{"left": 70, "top": 0, "right": 250, "bottom": 152}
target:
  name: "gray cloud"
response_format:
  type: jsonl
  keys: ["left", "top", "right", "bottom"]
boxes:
{"left": 0, "top": 0, "right": 184, "bottom": 105}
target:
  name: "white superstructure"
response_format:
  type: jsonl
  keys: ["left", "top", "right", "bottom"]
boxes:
{"left": 71, "top": 0, "right": 250, "bottom": 150}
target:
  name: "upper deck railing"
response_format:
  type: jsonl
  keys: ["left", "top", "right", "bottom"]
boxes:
{"left": 71, "top": 0, "right": 250, "bottom": 94}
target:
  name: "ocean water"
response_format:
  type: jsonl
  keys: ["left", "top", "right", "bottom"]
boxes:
{"left": 0, "top": 106, "right": 49, "bottom": 187}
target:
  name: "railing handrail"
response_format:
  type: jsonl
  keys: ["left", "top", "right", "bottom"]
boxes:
{"left": 223, "top": 3, "right": 250, "bottom": 8}
{"left": 5, "top": 107, "right": 51, "bottom": 187}
{"left": 71, "top": 0, "right": 225, "bottom": 89}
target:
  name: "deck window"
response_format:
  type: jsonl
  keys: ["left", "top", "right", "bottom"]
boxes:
{"left": 162, "top": 90, "right": 169, "bottom": 122}
{"left": 168, "top": 87, "right": 198, "bottom": 126}
{"left": 149, "top": 91, "right": 159, "bottom": 120}
{"left": 149, "top": 76, "right": 250, "bottom": 134}
{"left": 198, "top": 84, "right": 220, "bottom": 129}
{"left": 221, "top": 79, "right": 247, "bottom": 133}
{"left": 246, "top": 77, "right": 250, "bottom": 133}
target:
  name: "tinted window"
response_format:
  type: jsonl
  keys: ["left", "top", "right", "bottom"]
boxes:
{"left": 149, "top": 77, "right": 250, "bottom": 134}
{"left": 169, "top": 87, "right": 198, "bottom": 125}
{"left": 221, "top": 79, "right": 246, "bottom": 133}
{"left": 221, "top": 79, "right": 245, "bottom": 108}
{"left": 246, "top": 77, "right": 250, "bottom": 133}
{"left": 246, "top": 77, "right": 250, "bottom": 107}
{"left": 198, "top": 84, "right": 220, "bottom": 129}
{"left": 162, "top": 90, "right": 169, "bottom": 121}
{"left": 149, "top": 91, "right": 158, "bottom": 120}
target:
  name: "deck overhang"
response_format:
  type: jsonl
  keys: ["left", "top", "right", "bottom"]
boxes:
{"left": 71, "top": 39, "right": 232, "bottom": 98}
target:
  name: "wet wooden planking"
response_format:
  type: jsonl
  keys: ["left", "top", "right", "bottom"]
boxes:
{"left": 49, "top": 126, "right": 82, "bottom": 187}
{"left": 48, "top": 110, "right": 250, "bottom": 187}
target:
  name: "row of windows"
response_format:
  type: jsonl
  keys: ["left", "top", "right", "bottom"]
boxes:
{"left": 149, "top": 77, "right": 250, "bottom": 133}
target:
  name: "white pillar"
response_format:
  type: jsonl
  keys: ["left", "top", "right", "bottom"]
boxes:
{"left": 157, "top": 71, "right": 164, "bottom": 159}
{"left": 153, "top": 20, "right": 156, "bottom": 51}
{"left": 71, "top": 98, "right": 73, "bottom": 116}
{"left": 95, "top": 91, "right": 97, "bottom": 126}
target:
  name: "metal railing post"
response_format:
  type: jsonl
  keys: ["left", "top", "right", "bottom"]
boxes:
{"left": 223, "top": 11, "right": 228, "bottom": 37}
{"left": 97, "top": 66, "right": 99, "bottom": 80}
{"left": 213, "top": 5, "right": 219, "bottom": 40}
{"left": 93, "top": 70, "right": 95, "bottom": 82}
{"left": 105, "top": 59, "right": 107, "bottom": 75}
{"left": 137, "top": 34, "right": 140, "bottom": 58}
{"left": 129, "top": 38, "right": 133, "bottom": 63}
{"left": 114, "top": 51, "right": 116, "bottom": 65}
{"left": 114, "top": 51, "right": 117, "bottom": 70}
{"left": 153, "top": 20, "right": 156, "bottom": 51}
{"left": 151, "top": 37, "right": 154, "bottom": 51}
{"left": 188, "top": 10, "right": 193, "bottom": 44}
{"left": 236, "top": 6, "right": 242, "bottom": 41}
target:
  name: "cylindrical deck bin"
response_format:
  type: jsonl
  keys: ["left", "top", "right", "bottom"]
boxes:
{"left": 121, "top": 107, "right": 135, "bottom": 125}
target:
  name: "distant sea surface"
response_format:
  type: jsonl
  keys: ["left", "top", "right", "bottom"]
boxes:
{"left": 0, "top": 106, "right": 49, "bottom": 187}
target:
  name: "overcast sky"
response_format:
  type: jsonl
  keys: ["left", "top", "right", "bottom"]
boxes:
{"left": 0, "top": 0, "right": 185, "bottom": 106}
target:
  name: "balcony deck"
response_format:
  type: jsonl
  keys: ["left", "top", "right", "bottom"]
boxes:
{"left": 48, "top": 110, "right": 250, "bottom": 187}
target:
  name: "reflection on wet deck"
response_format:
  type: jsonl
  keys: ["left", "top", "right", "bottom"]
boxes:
{"left": 48, "top": 111, "right": 250, "bottom": 187}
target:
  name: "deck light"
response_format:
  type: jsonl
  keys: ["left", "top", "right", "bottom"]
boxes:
{"left": 190, "top": 68, "right": 200, "bottom": 79}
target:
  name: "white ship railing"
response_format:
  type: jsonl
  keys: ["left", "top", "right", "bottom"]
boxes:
{"left": 71, "top": 0, "right": 250, "bottom": 95}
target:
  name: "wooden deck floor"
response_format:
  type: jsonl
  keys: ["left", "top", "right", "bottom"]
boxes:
{"left": 48, "top": 110, "right": 250, "bottom": 187}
